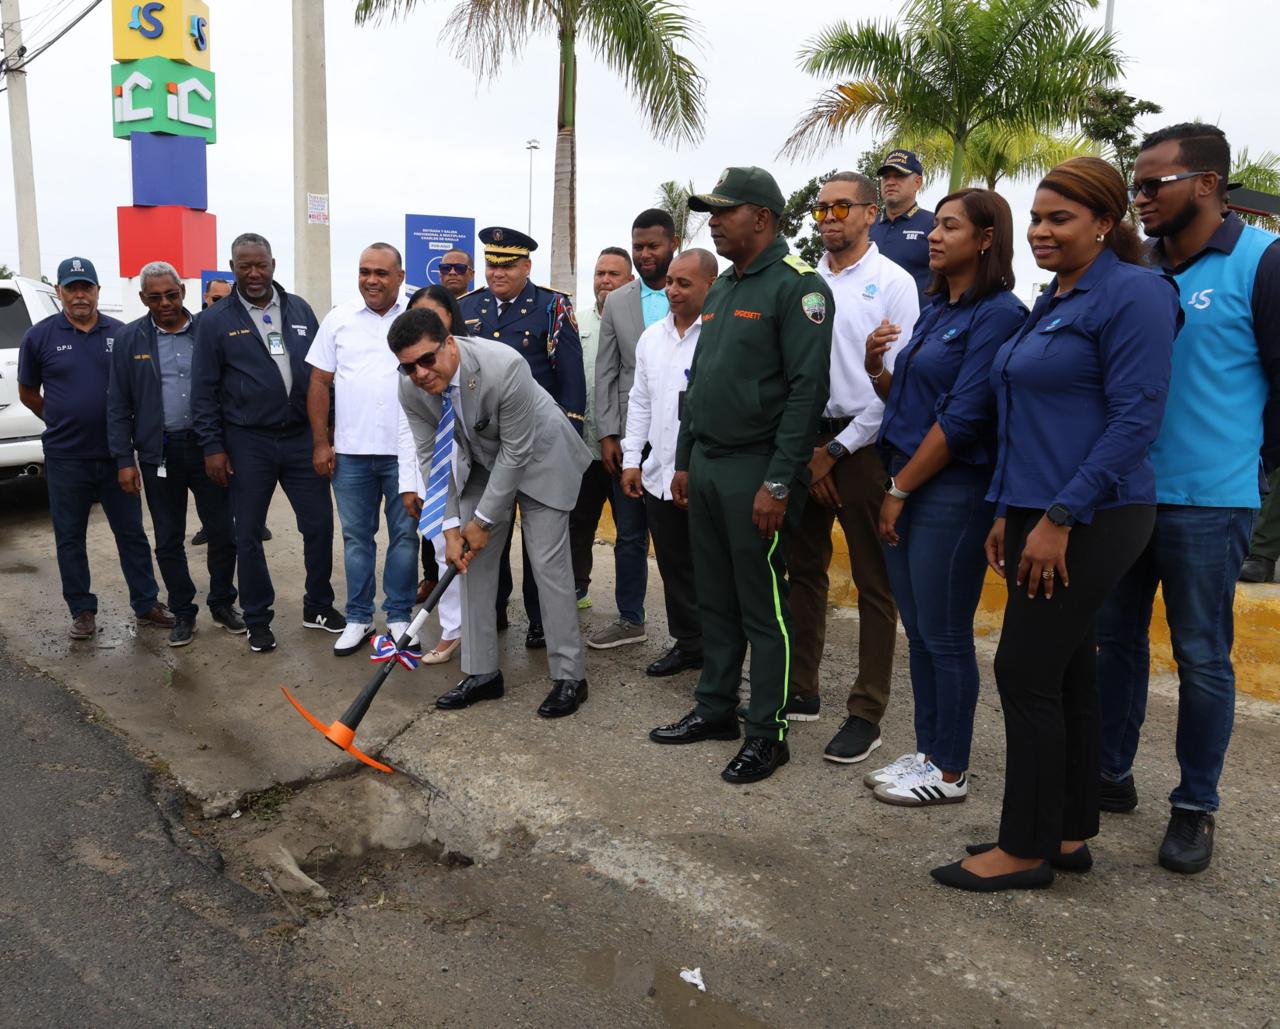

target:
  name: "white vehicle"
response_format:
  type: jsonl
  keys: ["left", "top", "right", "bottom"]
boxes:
{"left": 0, "top": 275, "right": 60, "bottom": 479}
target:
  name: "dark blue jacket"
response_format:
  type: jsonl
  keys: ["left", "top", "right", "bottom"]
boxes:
{"left": 107, "top": 311, "right": 198, "bottom": 469}
{"left": 191, "top": 282, "right": 320, "bottom": 456}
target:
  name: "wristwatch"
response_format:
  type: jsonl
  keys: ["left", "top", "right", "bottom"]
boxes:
{"left": 825, "top": 439, "right": 849, "bottom": 460}
{"left": 763, "top": 480, "right": 790, "bottom": 501}
{"left": 473, "top": 516, "right": 496, "bottom": 532}
{"left": 1046, "top": 503, "right": 1075, "bottom": 527}
{"left": 885, "top": 477, "right": 911, "bottom": 500}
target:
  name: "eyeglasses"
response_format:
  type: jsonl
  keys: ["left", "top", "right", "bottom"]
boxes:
{"left": 438, "top": 263, "right": 470, "bottom": 275}
{"left": 397, "top": 341, "right": 447, "bottom": 376}
{"left": 811, "top": 201, "right": 873, "bottom": 223}
{"left": 142, "top": 289, "right": 183, "bottom": 304}
{"left": 1128, "top": 170, "right": 1210, "bottom": 202}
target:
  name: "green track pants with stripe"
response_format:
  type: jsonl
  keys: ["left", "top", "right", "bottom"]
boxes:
{"left": 688, "top": 444, "right": 804, "bottom": 741}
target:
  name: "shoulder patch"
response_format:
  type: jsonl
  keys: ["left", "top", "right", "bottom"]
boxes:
{"left": 801, "top": 292, "right": 827, "bottom": 325}
{"left": 783, "top": 254, "right": 815, "bottom": 275}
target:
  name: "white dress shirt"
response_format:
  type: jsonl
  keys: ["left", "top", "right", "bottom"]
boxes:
{"left": 817, "top": 243, "right": 920, "bottom": 454}
{"left": 306, "top": 294, "right": 409, "bottom": 455}
{"left": 621, "top": 312, "right": 701, "bottom": 500}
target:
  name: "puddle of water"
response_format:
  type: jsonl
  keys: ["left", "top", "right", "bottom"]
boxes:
{"left": 578, "top": 947, "right": 773, "bottom": 1028}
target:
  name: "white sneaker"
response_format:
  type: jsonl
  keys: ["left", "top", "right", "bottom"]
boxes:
{"left": 387, "top": 620, "right": 420, "bottom": 648}
{"left": 862, "top": 752, "right": 926, "bottom": 789}
{"left": 333, "top": 621, "right": 374, "bottom": 656}
{"left": 873, "top": 761, "right": 968, "bottom": 807}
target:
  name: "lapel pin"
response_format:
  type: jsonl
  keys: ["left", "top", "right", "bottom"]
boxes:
{"left": 467, "top": 376, "right": 477, "bottom": 390}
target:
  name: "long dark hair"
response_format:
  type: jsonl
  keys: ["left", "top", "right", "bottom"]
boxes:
{"left": 925, "top": 188, "right": 1016, "bottom": 300}
{"left": 407, "top": 284, "right": 465, "bottom": 334}
{"left": 1037, "top": 157, "right": 1145, "bottom": 265}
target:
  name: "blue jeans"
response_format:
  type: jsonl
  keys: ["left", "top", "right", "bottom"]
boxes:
{"left": 609, "top": 475, "right": 648, "bottom": 625}
{"left": 43, "top": 455, "right": 159, "bottom": 617}
{"left": 332, "top": 454, "right": 418, "bottom": 624}
{"left": 1097, "top": 505, "right": 1254, "bottom": 812}
{"left": 881, "top": 463, "right": 993, "bottom": 772}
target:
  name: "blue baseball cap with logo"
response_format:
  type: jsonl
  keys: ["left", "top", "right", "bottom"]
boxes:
{"left": 56, "top": 257, "right": 99, "bottom": 287}
{"left": 877, "top": 149, "right": 925, "bottom": 177}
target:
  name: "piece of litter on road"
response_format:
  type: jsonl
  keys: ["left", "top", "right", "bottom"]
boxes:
{"left": 680, "top": 967, "right": 706, "bottom": 992}
{"left": 231, "top": 809, "right": 242, "bottom": 819}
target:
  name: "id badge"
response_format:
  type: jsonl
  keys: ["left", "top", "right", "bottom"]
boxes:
{"left": 267, "top": 331, "right": 285, "bottom": 356}
{"left": 156, "top": 460, "right": 167, "bottom": 479}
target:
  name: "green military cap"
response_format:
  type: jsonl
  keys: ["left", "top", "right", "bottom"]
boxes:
{"left": 688, "top": 166, "right": 786, "bottom": 216}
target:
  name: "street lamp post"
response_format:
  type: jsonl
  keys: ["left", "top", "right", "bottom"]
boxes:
{"left": 525, "top": 138, "right": 540, "bottom": 235}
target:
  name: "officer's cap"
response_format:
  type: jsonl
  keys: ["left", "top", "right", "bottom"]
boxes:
{"left": 877, "top": 149, "right": 924, "bottom": 177}
{"left": 688, "top": 167, "right": 785, "bottom": 216}
{"left": 479, "top": 226, "right": 538, "bottom": 266}
{"left": 57, "top": 256, "right": 99, "bottom": 287}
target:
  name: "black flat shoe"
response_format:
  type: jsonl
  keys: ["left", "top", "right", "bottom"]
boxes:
{"left": 537, "top": 679, "right": 587, "bottom": 718}
{"left": 436, "top": 672, "right": 505, "bottom": 710}
{"left": 722, "top": 736, "right": 789, "bottom": 784}
{"left": 930, "top": 859, "right": 1054, "bottom": 893}
{"left": 649, "top": 710, "right": 741, "bottom": 745}
{"left": 646, "top": 646, "right": 703, "bottom": 678}
{"left": 525, "top": 622, "right": 546, "bottom": 649}
{"left": 965, "top": 842, "right": 1093, "bottom": 873}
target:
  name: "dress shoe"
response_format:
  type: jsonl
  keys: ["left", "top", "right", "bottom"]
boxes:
{"left": 1239, "top": 554, "right": 1275, "bottom": 583}
{"left": 537, "top": 679, "right": 588, "bottom": 718}
{"left": 649, "top": 710, "right": 741, "bottom": 745}
{"left": 137, "top": 603, "right": 176, "bottom": 628}
{"left": 436, "top": 672, "right": 505, "bottom": 710}
{"left": 721, "top": 737, "right": 790, "bottom": 784}
{"left": 930, "top": 859, "right": 1054, "bottom": 892}
{"left": 1099, "top": 773, "right": 1138, "bottom": 812}
{"left": 966, "top": 842, "right": 1093, "bottom": 873}
{"left": 69, "top": 610, "right": 96, "bottom": 640}
{"left": 1159, "top": 809, "right": 1215, "bottom": 874}
{"left": 646, "top": 646, "right": 703, "bottom": 678}
{"left": 168, "top": 617, "right": 196, "bottom": 648}
{"left": 525, "top": 622, "right": 546, "bottom": 649}
{"left": 191, "top": 528, "right": 207, "bottom": 546}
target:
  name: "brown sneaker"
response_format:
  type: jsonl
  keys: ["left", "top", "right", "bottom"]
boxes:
{"left": 69, "top": 611, "right": 96, "bottom": 640}
{"left": 137, "top": 603, "right": 176, "bottom": 628}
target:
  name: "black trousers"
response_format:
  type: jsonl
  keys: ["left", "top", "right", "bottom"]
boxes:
{"left": 995, "top": 504, "right": 1155, "bottom": 859}
{"left": 140, "top": 434, "right": 237, "bottom": 620}
{"left": 570, "top": 460, "right": 612, "bottom": 593}
{"left": 644, "top": 490, "right": 701, "bottom": 654}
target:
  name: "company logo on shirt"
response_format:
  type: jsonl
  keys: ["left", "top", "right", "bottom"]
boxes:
{"left": 942, "top": 327, "right": 959, "bottom": 340}
{"left": 105, "top": 337, "right": 115, "bottom": 352}
{"left": 1188, "top": 288, "right": 1214, "bottom": 310}
{"left": 903, "top": 231, "right": 926, "bottom": 240}
{"left": 1046, "top": 317, "right": 1062, "bottom": 330}
{"left": 862, "top": 283, "right": 879, "bottom": 301}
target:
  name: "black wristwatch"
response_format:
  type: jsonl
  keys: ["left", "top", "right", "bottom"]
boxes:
{"left": 1046, "top": 503, "right": 1075, "bottom": 527}
{"left": 825, "top": 439, "right": 849, "bottom": 460}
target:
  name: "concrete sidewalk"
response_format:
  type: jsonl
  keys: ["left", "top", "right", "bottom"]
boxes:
{"left": 1, "top": 478, "right": 1277, "bottom": 1026}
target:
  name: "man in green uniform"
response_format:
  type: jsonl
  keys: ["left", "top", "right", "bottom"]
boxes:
{"left": 648, "top": 167, "right": 833, "bottom": 784}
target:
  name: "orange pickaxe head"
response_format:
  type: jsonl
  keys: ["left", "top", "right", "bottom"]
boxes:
{"left": 280, "top": 685, "right": 394, "bottom": 774}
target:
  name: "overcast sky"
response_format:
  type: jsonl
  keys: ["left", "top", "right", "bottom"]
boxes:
{"left": 1, "top": 0, "right": 1277, "bottom": 310}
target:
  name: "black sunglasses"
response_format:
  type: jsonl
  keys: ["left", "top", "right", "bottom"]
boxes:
{"left": 398, "top": 340, "right": 447, "bottom": 376}
{"left": 438, "top": 263, "right": 470, "bottom": 275}
{"left": 142, "top": 289, "right": 183, "bottom": 304}
{"left": 1128, "top": 170, "right": 1210, "bottom": 202}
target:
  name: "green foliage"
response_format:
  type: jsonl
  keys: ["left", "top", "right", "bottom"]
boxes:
{"left": 1079, "top": 87, "right": 1163, "bottom": 184}
{"left": 779, "top": 170, "right": 836, "bottom": 268}
{"left": 0, "top": 265, "right": 12, "bottom": 279}
{"left": 1230, "top": 148, "right": 1280, "bottom": 229}
{"left": 782, "top": 0, "right": 1123, "bottom": 192}
{"left": 654, "top": 180, "right": 709, "bottom": 248}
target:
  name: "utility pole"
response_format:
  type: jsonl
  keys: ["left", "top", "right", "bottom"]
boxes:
{"left": 1105, "top": 0, "right": 1116, "bottom": 34}
{"left": 1, "top": 0, "right": 42, "bottom": 278}
{"left": 525, "top": 138, "right": 540, "bottom": 235}
{"left": 292, "top": 0, "right": 331, "bottom": 312}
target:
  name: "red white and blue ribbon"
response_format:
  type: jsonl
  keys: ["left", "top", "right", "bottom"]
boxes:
{"left": 369, "top": 634, "right": 424, "bottom": 671}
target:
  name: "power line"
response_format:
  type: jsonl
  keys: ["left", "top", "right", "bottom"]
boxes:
{"left": 0, "top": 0, "right": 101, "bottom": 90}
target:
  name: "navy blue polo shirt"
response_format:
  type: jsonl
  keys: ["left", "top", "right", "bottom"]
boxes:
{"left": 17, "top": 311, "right": 124, "bottom": 460}
{"left": 986, "top": 248, "right": 1182, "bottom": 522}
{"left": 879, "top": 288, "right": 1028, "bottom": 468}
{"left": 869, "top": 204, "right": 934, "bottom": 297}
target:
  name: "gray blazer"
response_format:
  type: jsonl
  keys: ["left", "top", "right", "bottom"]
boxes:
{"left": 593, "top": 278, "right": 645, "bottom": 440}
{"left": 399, "top": 335, "right": 592, "bottom": 521}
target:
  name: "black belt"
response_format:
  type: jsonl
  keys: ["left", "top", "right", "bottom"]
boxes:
{"left": 818, "top": 416, "right": 852, "bottom": 435}
{"left": 163, "top": 430, "right": 195, "bottom": 442}
{"left": 236, "top": 422, "right": 306, "bottom": 437}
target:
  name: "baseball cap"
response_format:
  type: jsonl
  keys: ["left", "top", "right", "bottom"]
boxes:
{"left": 877, "top": 149, "right": 925, "bottom": 177}
{"left": 57, "top": 257, "right": 99, "bottom": 287}
{"left": 688, "top": 167, "right": 786, "bottom": 215}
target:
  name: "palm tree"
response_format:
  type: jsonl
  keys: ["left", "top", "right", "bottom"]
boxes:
{"left": 654, "top": 180, "right": 707, "bottom": 249}
{"left": 355, "top": 0, "right": 706, "bottom": 296}
{"left": 780, "top": 0, "right": 1123, "bottom": 193}
{"left": 1229, "top": 147, "right": 1280, "bottom": 229}
{"left": 912, "top": 124, "right": 1093, "bottom": 190}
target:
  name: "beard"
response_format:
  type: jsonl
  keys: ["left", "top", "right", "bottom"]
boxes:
{"left": 1145, "top": 196, "right": 1199, "bottom": 238}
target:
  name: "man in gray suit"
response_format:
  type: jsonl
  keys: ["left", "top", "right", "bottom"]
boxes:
{"left": 592, "top": 208, "right": 681, "bottom": 651}
{"left": 392, "top": 308, "right": 593, "bottom": 717}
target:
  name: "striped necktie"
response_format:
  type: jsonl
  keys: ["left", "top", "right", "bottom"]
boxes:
{"left": 418, "top": 386, "right": 455, "bottom": 541}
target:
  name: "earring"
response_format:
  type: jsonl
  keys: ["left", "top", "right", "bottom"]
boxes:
{"left": 1096, "top": 233, "right": 1105, "bottom": 243}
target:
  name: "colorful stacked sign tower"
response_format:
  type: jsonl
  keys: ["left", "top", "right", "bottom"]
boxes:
{"left": 110, "top": 0, "right": 216, "bottom": 282}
